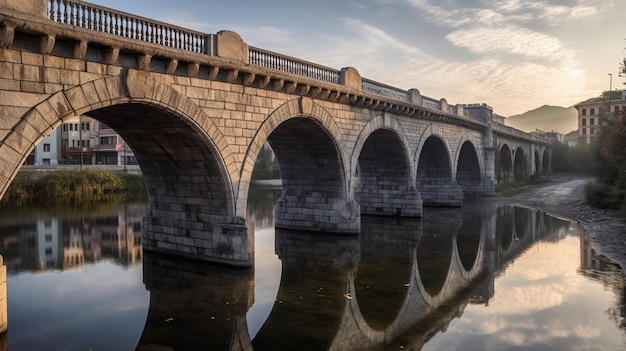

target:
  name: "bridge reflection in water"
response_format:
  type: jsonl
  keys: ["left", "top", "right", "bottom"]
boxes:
{"left": 1, "top": 189, "right": 624, "bottom": 350}
{"left": 136, "top": 198, "right": 581, "bottom": 351}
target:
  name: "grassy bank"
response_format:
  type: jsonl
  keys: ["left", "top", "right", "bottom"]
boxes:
{"left": 0, "top": 170, "right": 147, "bottom": 208}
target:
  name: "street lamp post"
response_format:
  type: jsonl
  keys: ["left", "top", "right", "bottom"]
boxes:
{"left": 608, "top": 73, "right": 613, "bottom": 116}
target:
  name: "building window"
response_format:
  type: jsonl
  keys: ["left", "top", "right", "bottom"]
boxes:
{"left": 43, "top": 143, "right": 50, "bottom": 152}
{"left": 590, "top": 108, "right": 595, "bottom": 115}
{"left": 69, "top": 124, "right": 73, "bottom": 131}
{"left": 591, "top": 128, "right": 595, "bottom": 135}
{"left": 582, "top": 109, "right": 587, "bottom": 116}
{"left": 582, "top": 119, "right": 586, "bottom": 126}
{"left": 42, "top": 158, "right": 50, "bottom": 165}
{"left": 100, "top": 136, "right": 118, "bottom": 145}
{"left": 63, "top": 124, "right": 67, "bottom": 132}
{"left": 45, "top": 234, "right": 52, "bottom": 242}
{"left": 590, "top": 118, "right": 595, "bottom": 126}
{"left": 82, "top": 123, "right": 90, "bottom": 131}
{"left": 583, "top": 128, "right": 587, "bottom": 135}
{"left": 45, "top": 247, "right": 52, "bottom": 255}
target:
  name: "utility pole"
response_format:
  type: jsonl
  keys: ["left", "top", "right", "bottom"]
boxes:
{"left": 79, "top": 115, "right": 83, "bottom": 171}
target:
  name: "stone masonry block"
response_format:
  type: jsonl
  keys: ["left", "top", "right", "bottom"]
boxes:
{"left": 81, "top": 81, "right": 102, "bottom": 107}
{"left": 64, "top": 58, "right": 85, "bottom": 71}
{"left": 23, "top": 109, "right": 52, "bottom": 135}
{"left": 44, "top": 83, "right": 63, "bottom": 94}
{"left": 64, "top": 86, "right": 89, "bottom": 114}
{"left": 2, "top": 131, "right": 33, "bottom": 156}
{"left": 21, "top": 51, "right": 43, "bottom": 66}
{"left": 20, "top": 81, "right": 44, "bottom": 93}
{"left": 92, "top": 78, "right": 111, "bottom": 103}
{"left": 15, "top": 65, "right": 40, "bottom": 81}
{"left": 0, "top": 48, "right": 20, "bottom": 63}
{"left": 43, "top": 67, "right": 60, "bottom": 83}
{"left": 13, "top": 119, "right": 41, "bottom": 144}
{"left": 0, "top": 63, "right": 12, "bottom": 79}
{"left": 107, "top": 65, "right": 123, "bottom": 76}
{"left": 0, "top": 106, "right": 27, "bottom": 129}
{"left": 35, "top": 100, "right": 62, "bottom": 127}
{"left": 46, "top": 92, "right": 73, "bottom": 119}
{"left": 86, "top": 61, "right": 107, "bottom": 75}
{"left": 0, "top": 149, "right": 21, "bottom": 177}
{"left": 60, "top": 70, "right": 79, "bottom": 85}
{"left": 44, "top": 55, "right": 64, "bottom": 69}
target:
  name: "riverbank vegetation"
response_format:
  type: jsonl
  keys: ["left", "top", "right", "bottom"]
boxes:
{"left": 0, "top": 170, "right": 147, "bottom": 208}
{"left": 582, "top": 107, "right": 626, "bottom": 214}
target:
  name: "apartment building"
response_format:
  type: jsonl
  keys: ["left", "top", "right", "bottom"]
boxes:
{"left": 27, "top": 116, "right": 136, "bottom": 166}
{"left": 574, "top": 90, "right": 626, "bottom": 144}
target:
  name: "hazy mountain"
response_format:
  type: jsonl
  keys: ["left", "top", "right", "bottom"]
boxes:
{"left": 505, "top": 105, "right": 578, "bottom": 133}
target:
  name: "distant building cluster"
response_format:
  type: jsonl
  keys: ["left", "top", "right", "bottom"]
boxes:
{"left": 2, "top": 205, "right": 144, "bottom": 273}
{"left": 24, "top": 115, "right": 136, "bottom": 167}
{"left": 525, "top": 89, "right": 626, "bottom": 147}
{"left": 574, "top": 90, "right": 626, "bottom": 145}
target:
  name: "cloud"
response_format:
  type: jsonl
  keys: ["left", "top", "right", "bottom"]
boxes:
{"left": 445, "top": 25, "right": 573, "bottom": 62}
{"left": 402, "top": 0, "right": 478, "bottom": 28}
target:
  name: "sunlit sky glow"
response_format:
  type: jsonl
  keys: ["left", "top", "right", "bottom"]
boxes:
{"left": 90, "top": 0, "right": 626, "bottom": 116}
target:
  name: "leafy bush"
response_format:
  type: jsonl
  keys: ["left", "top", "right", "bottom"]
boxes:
{"left": 583, "top": 182, "right": 623, "bottom": 209}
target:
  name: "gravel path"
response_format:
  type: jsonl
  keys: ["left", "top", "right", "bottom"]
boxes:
{"left": 496, "top": 174, "right": 626, "bottom": 272}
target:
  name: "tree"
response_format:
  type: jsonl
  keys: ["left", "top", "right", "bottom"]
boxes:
{"left": 600, "top": 106, "right": 626, "bottom": 179}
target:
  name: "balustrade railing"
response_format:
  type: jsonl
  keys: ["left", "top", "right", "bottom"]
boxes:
{"left": 422, "top": 96, "right": 441, "bottom": 110}
{"left": 47, "top": 0, "right": 209, "bottom": 53}
{"left": 362, "top": 79, "right": 410, "bottom": 102}
{"left": 249, "top": 47, "right": 340, "bottom": 84}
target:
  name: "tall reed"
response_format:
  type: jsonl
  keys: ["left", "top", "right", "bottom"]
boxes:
{"left": 0, "top": 170, "right": 147, "bottom": 207}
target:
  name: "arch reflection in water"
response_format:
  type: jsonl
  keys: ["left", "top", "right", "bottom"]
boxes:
{"left": 137, "top": 253, "right": 254, "bottom": 350}
{"left": 3, "top": 198, "right": 622, "bottom": 350}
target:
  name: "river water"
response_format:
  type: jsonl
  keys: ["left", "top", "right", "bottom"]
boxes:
{"left": 0, "top": 185, "right": 625, "bottom": 350}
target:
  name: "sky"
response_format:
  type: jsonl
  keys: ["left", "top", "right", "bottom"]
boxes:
{"left": 90, "top": 0, "right": 626, "bottom": 116}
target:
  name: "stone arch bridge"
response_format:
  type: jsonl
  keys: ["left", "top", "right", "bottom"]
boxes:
{"left": 0, "top": 0, "right": 550, "bottom": 266}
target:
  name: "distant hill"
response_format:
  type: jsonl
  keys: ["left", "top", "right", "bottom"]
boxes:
{"left": 505, "top": 105, "right": 577, "bottom": 133}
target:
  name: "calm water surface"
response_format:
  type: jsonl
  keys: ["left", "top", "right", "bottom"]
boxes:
{"left": 0, "top": 187, "right": 624, "bottom": 350}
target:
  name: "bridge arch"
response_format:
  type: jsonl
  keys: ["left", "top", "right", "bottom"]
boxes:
{"left": 497, "top": 143, "right": 513, "bottom": 184}
{"left": 351, "top": 114, "right": 421, "bottom": 217}
{"left": 513, "top": 146, "right": 528, "bottom": 182}
{"left": 455, "top": 136, "right": 483, "bottom": 196}
{"left": 242, "top": 97, "right": 359, "bottom": 233}
{"left": 542, "top": 148, "right": 550, "bottom": 173}
{"left": 415, "top": 126, "right": 462, "bottom": 206}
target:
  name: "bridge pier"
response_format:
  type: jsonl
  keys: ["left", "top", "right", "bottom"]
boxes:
{"left": 419, "top": 179, "right": 463, "bottom": 207}
{"left": 275, "top": 197, "right": 360, "bottom": 233}
{"left": 142, "top": 215, "right": 252, "bottom": 267}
